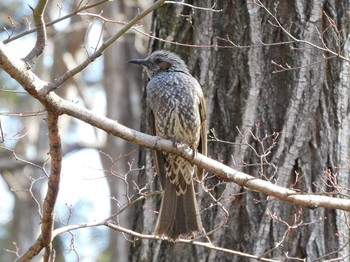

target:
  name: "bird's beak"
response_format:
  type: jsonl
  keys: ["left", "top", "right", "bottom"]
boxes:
{"left": 128, "top": 58, "right": 147, "bottom": 66}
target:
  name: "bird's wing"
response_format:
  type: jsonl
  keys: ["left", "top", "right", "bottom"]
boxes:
{"left": 196, "top": 94, "right": 207, "bottom": 181}
{"left": 149, "top": 108, "right": 167, "bottom": 189}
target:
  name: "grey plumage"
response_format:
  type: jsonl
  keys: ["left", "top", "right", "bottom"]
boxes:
{"left": 129, "top": 50, "right": 207, "bottom": 240}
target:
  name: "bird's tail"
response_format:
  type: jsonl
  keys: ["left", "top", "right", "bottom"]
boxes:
{"left": 155, "top": 161, "right": 202, "bottom": 240}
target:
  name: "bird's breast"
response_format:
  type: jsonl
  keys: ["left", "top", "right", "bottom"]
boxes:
{"left": 147, "top": 73, "right": 201, "bottom": 146}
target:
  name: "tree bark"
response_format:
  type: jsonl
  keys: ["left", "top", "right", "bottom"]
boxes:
{"left": 131, "top": 1, "right": 350, "bottom": 261}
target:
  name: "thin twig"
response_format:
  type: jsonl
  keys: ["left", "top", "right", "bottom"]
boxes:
{"left": 42, "top": 0, "right": 166, "bottom": 94}
{"left": 52, "top": 221, "right": 280, "bottom": 262}
{"left": 3, "top": 0, "right": 109, "bottom": 44}
{"left": 164, "top": 1, "right": 222, "bottom": 12}
{"left": 254, "top": 0, "right": 350, "bottom": 62}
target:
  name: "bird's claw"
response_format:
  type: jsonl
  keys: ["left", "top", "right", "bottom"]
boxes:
{"left": 171, "top": 139, "right": 180, "bottom": 148}
{"left": 190, "top": 145, "right": 197, "bottom": 159}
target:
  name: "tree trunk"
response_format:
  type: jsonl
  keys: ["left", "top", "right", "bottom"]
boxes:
{"left": 131, "top": 1, "right": 350, "bottom": 261}
{"left": 101, "top": 1, "right": 147, "bottom": 260}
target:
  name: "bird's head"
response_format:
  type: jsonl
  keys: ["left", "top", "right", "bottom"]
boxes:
{"left": 128, "top": 50, "right": 189, "bottom": 78}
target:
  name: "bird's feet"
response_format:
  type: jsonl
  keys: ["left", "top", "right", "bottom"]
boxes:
{"left": 190, "top": 145, "right": 197, "bottom": 159}
{"left": 170, "top": 138, "right": 180, "bottom": 148}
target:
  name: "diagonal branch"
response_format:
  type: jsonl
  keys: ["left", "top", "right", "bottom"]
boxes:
{"left": 50, "top": 94, "right": 350, "bottom": 211}
{"left": 3, "top": 0, "right": 109, "bottom": 44}
{"left": 32, "top": 75, "right": 350, "bottom": 213}
{"left": 42, "top": 0, "right": 166, "bottom": 94}
{"left": 2, "top": 34, "right": 350, "bottom": 213}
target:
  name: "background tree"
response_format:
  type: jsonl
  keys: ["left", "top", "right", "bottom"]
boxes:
{"left": 1, "top": 0, "right": 350, "bottom": 261}
{"left": 132, "top": 0, "right": 350, "bottom": 261}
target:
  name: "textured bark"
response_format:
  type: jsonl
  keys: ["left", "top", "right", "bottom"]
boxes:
{"left": 131, "top": 0, "right": 350, "bottom": 261}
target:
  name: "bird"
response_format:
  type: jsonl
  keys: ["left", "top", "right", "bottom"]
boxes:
{"left": 129, "top": 50, "right": 207, "bottom": 240}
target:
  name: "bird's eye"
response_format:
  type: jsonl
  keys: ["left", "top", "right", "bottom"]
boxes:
{"left": 154, "top": 58, "right": 162, "bottom": 64}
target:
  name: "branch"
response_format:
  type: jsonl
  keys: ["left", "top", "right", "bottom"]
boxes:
{"left": 0, "top": 0, "right": 165, "bottom": 102}
{"left": 254, "top": 0, "right": 350, "bottom": 63}
{"left": 0, "top": 147, "right": 48, "bottom": 173}
{"left": 164, "top": 1, "right": 222, "bottom": 12}
{"left": 3, "top": 38, "right": 350, "bottom": 213}
{"left": 3, "top": 0, "right": 109, "bottom": 44}
{"left": 52, "top": 221, "right": 280, "bottom": 262}
{"left": 16, "top": 111, "right": 62, "bottom": 262}
{"left": 2, "top": 34, "right": 350, "bottom": 213}
{"left": 20, "top": 89, "right": 350, "bottom": 212}
{"left": 43, "top": 0, "right": 166, "bottom": 93}
{"left": 22, "top": 0, "right": 48, "bottom": 68}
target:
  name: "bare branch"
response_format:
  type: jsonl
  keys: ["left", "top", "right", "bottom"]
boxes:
{"left": 3, "top": 38, "right": 350, "bottom": 214}
{"left": 0, "top": 41, "right": 47, "bottom": 97}
{"left": 79, "top": 11, "right": 268, "bottom": 50}
{"left": 2, "top": 32, "right": 350, "bottom": 212}
{"left": 22, "top": 0, "right": 48, "bottom": 69}
{"left": 43, "top": 0, "right": 166, "bottom": 94}
{"left": 254, "top": 0, "right": 350, "bottom": 63}
{"left": 36, "top": 92, "right": 350, "bottom": 212}
{"left": 3, "top": 0, "right": 110, "bottom": 44}
{"left": 52, "top": 221, "right": 280, "bottom": 262}
{"left": 0, "top": 109, "right": 46, "bottom": 117}
{"left": 0, "top": 146, "right": 49, "bottom": 174}
{"left": 164, "top": 1, "right": 222, "bottom": 12}
{"left": 271, "top": 55, "right": 337, "bottom": 73}
{"left": 16, "top": 111, "right": 62, "bottom": 261}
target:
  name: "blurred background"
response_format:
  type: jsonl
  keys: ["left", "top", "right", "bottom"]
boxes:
{"left": 0, "top": 0, "right": 151, "bottom": 261}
